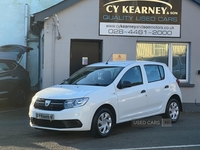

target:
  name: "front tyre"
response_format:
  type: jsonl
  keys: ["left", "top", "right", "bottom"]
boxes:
{"left": 91, "top": 108, "right": 113, "bottom": 138}
{"left": 163, "top": 98, "right": 180, "bottom": 123}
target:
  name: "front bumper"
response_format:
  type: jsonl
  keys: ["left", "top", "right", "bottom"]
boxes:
{"left": 29, "top": 105, "right": 93, "bottom": 131}
{"left": 30, "top": 118, "right": 82, "bottom": 128}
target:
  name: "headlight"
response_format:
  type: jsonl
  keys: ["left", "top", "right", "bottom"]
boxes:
{"left": 64, "top": 97, "right": 89, "bottom": 109}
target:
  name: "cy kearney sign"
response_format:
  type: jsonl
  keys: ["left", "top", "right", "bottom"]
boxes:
{"left": 105, "top": 3, "right": 171, "bottom": 14}
{"left": 99, "top": 0, "right": 182, "bottom": 37}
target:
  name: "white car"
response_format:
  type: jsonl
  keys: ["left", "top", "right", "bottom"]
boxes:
{"left": 29, "top": 61, "right": 182, "bottom": 137}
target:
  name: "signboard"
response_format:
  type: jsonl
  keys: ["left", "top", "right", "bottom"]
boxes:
{"left": 99, "top": 0, "right": 182, "bottom": 37}
{"left": 112, "top": 54, "right": 127, "bottom": 61}
{"left": 82, "top": 57, "right": 88, "bottom": 65}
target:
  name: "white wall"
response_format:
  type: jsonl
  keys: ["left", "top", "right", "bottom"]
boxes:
{"left": 43, "top": 0, "right": 200, "bottom": 103}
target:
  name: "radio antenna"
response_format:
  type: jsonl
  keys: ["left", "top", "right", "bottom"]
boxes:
{"left": 106, "top": 53, "right": 113, "bottom": 64}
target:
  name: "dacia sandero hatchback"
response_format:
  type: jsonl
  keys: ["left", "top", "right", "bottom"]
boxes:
{"left": 29, "top": 61, "right": 182, "bottom": 137}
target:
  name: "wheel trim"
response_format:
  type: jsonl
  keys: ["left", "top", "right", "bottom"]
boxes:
{"left": 169, "top": 102, "right": 179, "bottom": 120}
{"left": 97, "top": 112, "right": 112, "bottom": 135}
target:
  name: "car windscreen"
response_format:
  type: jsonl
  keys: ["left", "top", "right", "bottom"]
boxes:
{"left": 62, "top": 66, "right": 123, "bottom": 86}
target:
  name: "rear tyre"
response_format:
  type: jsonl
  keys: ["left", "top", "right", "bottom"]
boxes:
{"left": 163, "top": 98, "right": 180, "bottom": 123}
{"left": 12, "top": 86, "right": 27, "bottom": 106}
{"left": 91, "top": 108, "right": 113, "bottom": 138}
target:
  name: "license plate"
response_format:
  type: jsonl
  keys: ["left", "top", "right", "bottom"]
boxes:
{"left": 36, "top": 113, "right": 54, "bottom": 121}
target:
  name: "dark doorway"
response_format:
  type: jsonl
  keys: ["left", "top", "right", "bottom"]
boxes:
{"left": 70, "top": 40, "right": 102, "bottom": 75}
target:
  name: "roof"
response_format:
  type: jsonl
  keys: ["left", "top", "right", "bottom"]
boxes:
{"left": 32, "top": 0, "right": 81, "bottom": 22}
{"left": 30, "top": 0, "right": 81, "bottom": 35}
{"left": 88, "top": 60, "right": 166, "bottom": 67}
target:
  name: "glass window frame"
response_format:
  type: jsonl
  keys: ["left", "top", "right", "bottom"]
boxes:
{"left": 136, "top": 42, "right": 189, "bottom": 83}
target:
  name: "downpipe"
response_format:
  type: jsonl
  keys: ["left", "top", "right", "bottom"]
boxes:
{"left": 24, "top": 4, "right": 29, "bottom": 69}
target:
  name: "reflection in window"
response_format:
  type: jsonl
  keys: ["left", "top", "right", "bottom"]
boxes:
{"left": 137, "top": 43, "right": 188, "bottom": 81}
{"left": 120, "top": 66, "right": 143, "bottom": 87}
{"left": 64, "top": 66, "right": 123, "bottom": 86}
{"left": 172, "top": 44, "right": 187, "bottom": 80}
{"left": 137, "top": 43, "right": 168, "bottom": 61}
{"left": 144, "top": 65, "right": 164, "bottom": 83}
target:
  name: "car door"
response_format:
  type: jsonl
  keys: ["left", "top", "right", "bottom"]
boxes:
{"left": 116, "top": 66, "right": 148, "bottom": 123}
{"left": 144, "top": 65, "right": 169, "bottom": 116}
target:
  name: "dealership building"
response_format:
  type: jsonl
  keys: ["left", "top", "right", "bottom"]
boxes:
{"left": 30, "top": 0, "right": 200, "bottom": 111}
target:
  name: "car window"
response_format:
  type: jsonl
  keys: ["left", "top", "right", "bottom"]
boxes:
{"left": 120, "top": 66, "right": 143, "bottom": 87}
{"left": 0, "top": 61, "right": 16, "bottom": 72}
{"left": 144, "top": 65, "right": 164, "bottom": 83}
{"left": 63, "top": 66, "right": 123, "bottom": 86}
{"left": 158, "top": 65, "right": 165, "bottom": 79}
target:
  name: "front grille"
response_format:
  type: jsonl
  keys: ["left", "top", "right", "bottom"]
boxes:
{"left": 31, "top": 118, "right": 82, "bottom": 128}
{"left": 34, "top": 99, "right": 65, "bottom": 111}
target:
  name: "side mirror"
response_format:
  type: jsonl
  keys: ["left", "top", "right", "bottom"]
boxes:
{"left": 117, "top": 80, "right": 132, "bottom": 89}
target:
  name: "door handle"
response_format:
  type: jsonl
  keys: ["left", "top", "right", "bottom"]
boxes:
{"left": 141, "top": 90, "right": 146, "bottom": 93}
{"left": 165, "top": 85, "right": 169, "bottom": 88}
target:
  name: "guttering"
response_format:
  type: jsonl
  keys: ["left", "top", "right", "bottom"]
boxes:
{"left": 24, "top": 4, "right": 29, "bottom": 69}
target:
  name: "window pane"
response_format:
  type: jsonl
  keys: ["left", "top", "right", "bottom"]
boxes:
{"left": 158, "top": 65, "right": 165, "bottom": 79}
{"left": 172, "top": 45, "right": 187, "bottom": 79}
{"left": 137, "top": 42, "right": 189, "bottom": 82}
{"left": 0, "top": 61, "right": 15, "bottom": 72}
{"left": 137, "top": 43, "right": 169, "bottom": 66}
{"left": 121, "top": 66, "right": 143, "bottom": 86}
{"left": 144, "top": 65, "right": 161, "bottom": 83}
{"left": 65, "top": 66, "right": 123, "bottom": 86}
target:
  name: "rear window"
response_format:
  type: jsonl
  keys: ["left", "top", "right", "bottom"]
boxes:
{"left": 0, "top": 61, "right": 16, "bottom": 72}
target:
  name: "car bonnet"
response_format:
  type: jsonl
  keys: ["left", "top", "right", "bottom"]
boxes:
{"left": 35, "top": 84, "right": 103, "bottom": 99}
